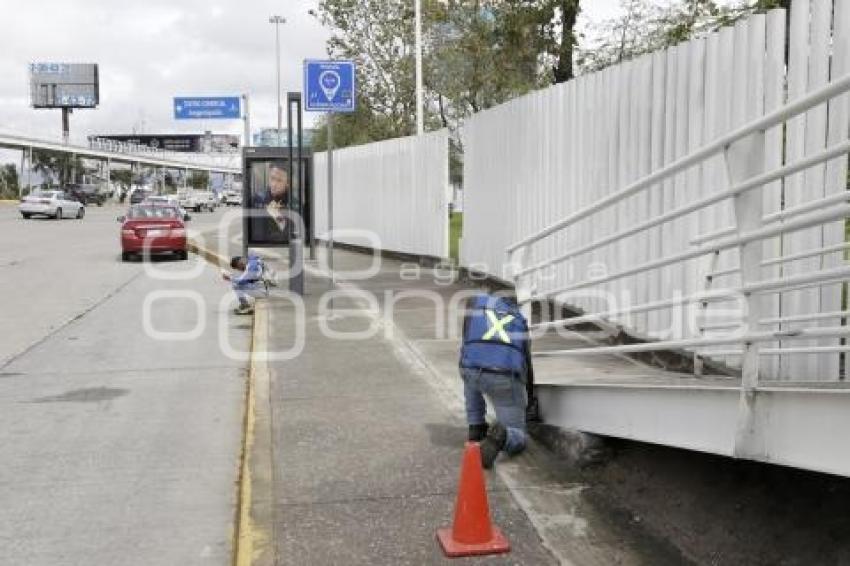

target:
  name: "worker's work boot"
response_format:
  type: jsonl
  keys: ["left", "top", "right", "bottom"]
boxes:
{"left": 479, "top": 423, "right": 507, "bottom": 469}
{"left": 468, "top": 423, "right": 489, "bottom": 442}
{"left": 526, "top": 397, "right": 542, "bottom": 424}
{"left": 234, "top": 303, "right": 254, "bottom": 315}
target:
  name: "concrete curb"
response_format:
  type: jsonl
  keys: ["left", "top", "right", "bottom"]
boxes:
{"left": 188, "top": 240, "right": 228, "bottom": 269}
{"left": 232, "top": 304, "right": 275, "bottom": 566}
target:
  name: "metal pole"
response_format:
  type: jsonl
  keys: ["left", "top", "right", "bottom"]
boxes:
{"left": 414, "top": 0, "right": 423, "bottom": 135}
{"left": 269, "top": 16, "right": 286, "bottom": 138}
{"left": 728, "top": 132, "right": 767, "bottom": 459}
{"left": 327, "top": 111, "right": 334, "bottom": 295}
{"left": 106, "top": 157, "right": 111, "bottom": 200}
{"left": 286, "top": 92, "right": 304, "bottom": 296}
{"left": 62, "top": 108, "right": 70, "bottom": 143}
{"left": 27, "top": 146, "right": 32, "bottom": 195}
{"left": 242, "top": 93, "right": 251, "bottom": 148}
{"left": 19, "top": 150, "right": 24, "bottom": 199}
{"left": 276, "top": 23, "right": 281, "bottom": 134}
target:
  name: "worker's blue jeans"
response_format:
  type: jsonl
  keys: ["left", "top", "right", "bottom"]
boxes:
{"left": 461, "top": 367, "right": 528, "bottom": 455}
{"left": 232, "top": 280, "right": 265, "bottom": 307}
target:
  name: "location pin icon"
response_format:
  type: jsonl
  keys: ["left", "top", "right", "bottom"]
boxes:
{"left": 319, "top": 70, "right": 341, "bottom": 101}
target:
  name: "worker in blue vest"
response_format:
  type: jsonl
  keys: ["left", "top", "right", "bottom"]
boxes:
{"left": 460, "top": 293, "right": 538, "bottom": 468}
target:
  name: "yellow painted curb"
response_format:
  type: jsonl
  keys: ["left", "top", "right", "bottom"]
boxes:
{"left": 188, "top": 240, "right": 228, "bottom": 269}
{"left": 234, "top": 308, "right": 259, "bottom": 566}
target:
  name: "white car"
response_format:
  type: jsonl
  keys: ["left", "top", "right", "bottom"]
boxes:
{"left": 19, "top": 190, "right": 85, "bottom": 220}
{"left": 223, "top": 190, "right": 242, "bottom": 206}
{"left": 198, "top": 191, "right": 218, "bottom": 211}
{"left": 179, "top": 190, "right": 217, "bottom": 212}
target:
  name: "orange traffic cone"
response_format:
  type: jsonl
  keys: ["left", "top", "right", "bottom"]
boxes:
{"left": 436, "top": 442, "right": 511, "bottom": 557}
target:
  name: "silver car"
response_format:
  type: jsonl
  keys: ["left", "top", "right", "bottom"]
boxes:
{"left": 19, "top": 190, "right": 85, "bottom": 220}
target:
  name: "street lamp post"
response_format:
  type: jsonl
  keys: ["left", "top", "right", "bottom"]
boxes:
{"left": 242, "top": 93, "right": 251, "bottom": 148}
{"left": 269, "top": 15, "right": 287, "bottom": 141}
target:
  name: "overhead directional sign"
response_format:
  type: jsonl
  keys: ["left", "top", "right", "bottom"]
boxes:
{"left": 303, "top": 60, "right": 355, "bottom": 112}
{"left": 174, "top": 96, "right": 241, "bottom": 120}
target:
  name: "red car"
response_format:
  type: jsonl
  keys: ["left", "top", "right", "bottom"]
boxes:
{"left": 119, "top": 204, "right": 189, "bottom": 261}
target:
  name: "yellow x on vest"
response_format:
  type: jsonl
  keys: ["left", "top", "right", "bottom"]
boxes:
{"left": 482, "top": 310, "right": 514, "bottom": 343}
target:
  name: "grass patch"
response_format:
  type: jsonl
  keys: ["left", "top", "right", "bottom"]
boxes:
{"left": 450, "top": 212, "right": 463, "bottom": 262}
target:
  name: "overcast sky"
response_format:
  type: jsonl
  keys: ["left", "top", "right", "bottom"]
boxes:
{"left": 0, "top": 0, "right": 623, "bottom": 145}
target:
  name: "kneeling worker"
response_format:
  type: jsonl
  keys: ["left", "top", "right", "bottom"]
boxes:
{"left": 222, "top": 254, "right": 265, "bottom": 315}
{"left": 460, "top": 293, "right": 537, "bottom": 468}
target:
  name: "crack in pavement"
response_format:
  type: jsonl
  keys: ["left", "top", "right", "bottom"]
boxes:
{"left": 0, "top": 270, "right": 144, "bottom": 372}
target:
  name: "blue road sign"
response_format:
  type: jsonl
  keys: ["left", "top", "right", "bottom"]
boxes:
{"left": 174, "top": 96, "right": 241, "bottom": 119}
{"left": 303, "top": 60, "right": 355, "bottom": 112}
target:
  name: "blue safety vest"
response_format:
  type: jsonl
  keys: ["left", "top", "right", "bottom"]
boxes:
{"left": 460, "top": 294, "right": 528, "bottom": 374}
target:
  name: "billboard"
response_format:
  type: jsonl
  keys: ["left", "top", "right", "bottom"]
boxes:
{"left": 243, "top": 147, "right": 312, "bottom": 246}
{"left": 90, "top": 133, "right": 240, "bottom": 153}
{"left": 30, "top": 63, "right": 99, "bottom": 108}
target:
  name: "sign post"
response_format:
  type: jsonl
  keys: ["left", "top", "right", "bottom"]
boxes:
{"left": 286, "top": 92, "right": 305, "bottom": 296}
{"left": 304, "top": 60, "right": 355, "bottom": 299}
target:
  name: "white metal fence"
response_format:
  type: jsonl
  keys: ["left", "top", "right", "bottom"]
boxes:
{"left": 463, "top": 4, "right": 850, "bottom": 382}
{"left": 313, "top": 129, "right": 450, "bottom": 259}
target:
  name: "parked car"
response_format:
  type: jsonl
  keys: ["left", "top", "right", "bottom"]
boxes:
{"left": 65, "top": 183, "right": 107, "bottom": 206}
{"left": 197, "top": 191, "right": 218, "bottom": 211}
{"left": 19, "top": 190, "right": 85, "bottom": 220}
{"left": 129, "top": 189, "right": 151, "bottom": 204}
{"left": 223, "top": 190, "right": 242, "bottom": 206}
{"left": 118, "top": 204, "right": 189, "bottom": 261}
{"left": 178, "top": 190, "right": 216, "bottom": 212}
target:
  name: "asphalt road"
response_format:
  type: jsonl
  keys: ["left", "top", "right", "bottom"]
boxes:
{"left": 0, "top": 203, "right": 250, "bottom": 565}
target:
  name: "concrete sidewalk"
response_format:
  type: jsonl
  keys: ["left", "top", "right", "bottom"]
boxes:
{"left": 262, "top": 265, "right": 558, "bottom": 565}
{"left": 192, "top": 232, "right": 686, "bottom": 565}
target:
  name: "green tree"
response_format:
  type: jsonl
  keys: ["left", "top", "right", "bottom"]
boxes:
{"left": 0, "top": 164, "right": 19, "bottom": 199}
{"left": 311, "top": 0, "right": 582, "bottom": 151}
{"left": 31, "top": 149, "right": 83, "bottom": 187}
{"left": 189, "top": 171, "right": 209, "bottom": 191}
{"left": 110, "top": 169, "right": 133, "bottom": 202}
{"left": 164, "top": 171, "right": 178, "bottom": 192}
{"left": 576, "top": 0, "right": 785, "bottom": 73}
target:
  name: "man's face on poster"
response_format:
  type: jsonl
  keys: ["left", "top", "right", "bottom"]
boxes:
{"left": 269, "top": 166, "right": 288, "bottom": 202}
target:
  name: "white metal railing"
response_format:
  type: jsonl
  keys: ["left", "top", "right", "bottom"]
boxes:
{"left": 507, "top": 72, "right": 850, "bottom": 372}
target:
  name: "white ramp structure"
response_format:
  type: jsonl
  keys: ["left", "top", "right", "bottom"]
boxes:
{"left": 313, "top": 130, "right": 450, "bottom": 259}
{"left": 0, "top": 131, "right": 240, "bottom": 175}
{"left": 463, "top": 5, "right": 850, "bottom": 475}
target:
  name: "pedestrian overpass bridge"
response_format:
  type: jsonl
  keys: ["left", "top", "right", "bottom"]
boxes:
{"left": 0, "top": 130, "right": 241, "bottom": 184}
